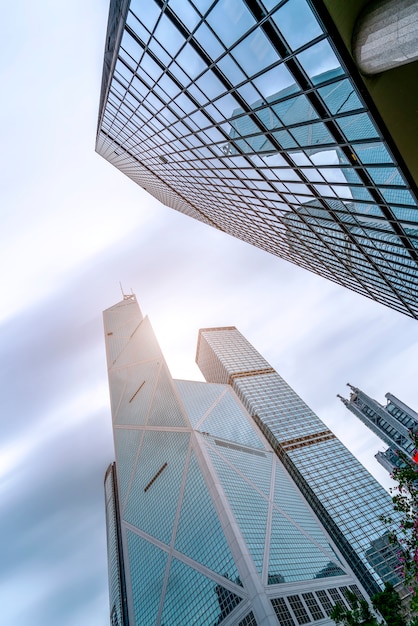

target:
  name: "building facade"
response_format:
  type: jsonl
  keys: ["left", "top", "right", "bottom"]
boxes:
{"left": 103, "top": 295, "right": 370, "bottom": 626}
{"left": 196, "top": 327, "right": 401, "bottom": 594}
{"left": 339, "top": 385, "right": 418, "bottom": 473}
{"left": 96, "top": 0, "right": 418, "bottom": 318}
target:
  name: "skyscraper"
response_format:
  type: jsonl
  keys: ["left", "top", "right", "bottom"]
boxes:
{"left": 196, "top": 327, "right": 401, "bottom": 594}
{"left": 103, "top": 295, "right": 370, "bottom": 626}
{"left": 339, "top": 385, "right": 418, "bottom": 473}
{"left": 96, "top": 0, "right": 418, "bottom": 318}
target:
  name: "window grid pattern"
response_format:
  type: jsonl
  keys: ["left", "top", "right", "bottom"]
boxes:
{"left": 314, "top": 589, "right": 334, "bottom": 616}
{"left": 206, "top": 444, "right": 269, "bottom": 573}
{"left": 105, "top": 298, "right": 369, "bottom": 625}
{"left": 328, "top": 587, "right": 346, "bottom": 608}
{"left": 272, "top": 597, "right": 296, "bottom": 626}
{"left": 127, "top": 530, "right": 168, "bottom": 625}
{"left": 287, "top": 595, "right": 311, "bottom": 624}
{"left": 161, "top": 557, "right": 242, "bottom": 625}
{"left": 124, "top": 430, "right": 190, "bottom": 543}
{"left": 175, "top": 451, "right": 241, "bottom": 581}
{"left": 114, "top": 427, "right": 143, "bottom": 505}
{"left": 268, "top": 508, "right": 344, "bottom": 583}
{"left": 302, "top": 592, "right": 325, "bottom": 621}
{"left": 272, "top": 586, "right": 359, "bottom": 626}
{"left": 174, "top": 379, "right": 227, "bottom": 426}
{"left": 198, "top": 388, "right": 266, "bottom": 448}
{"left": 113, "top": 361, "right": 160, "bottom": 426}
{"left": 238, "top": 611, "right": 258, "bottom": 626}
{"left": 97, "top": 0, "right": 418, "bottom": 318}
{"left": 147, "top": 366, "right": 188, "bottom": 427}
{"left": 196, "top": 326, "right": 401, "bottom": 593}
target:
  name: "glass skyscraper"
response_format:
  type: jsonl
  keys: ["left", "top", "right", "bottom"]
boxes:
{"left": 339, "top": 385, "right": 418, "bottom": 473}
{"left": 103, "top": 295, "right": 370, "bottom": 626}
{"left": 96, "top": 0, "right": 418, "bottom": 318}
{"left": 196, "top": 327, "right": 401, "bottom": 595}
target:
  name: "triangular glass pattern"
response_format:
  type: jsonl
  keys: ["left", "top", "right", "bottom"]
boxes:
{"left": 114, "top": 361, "right": 160, "bottom": 426}
{"left": 175, "top": 451, "right": 241, "bottom": 583}
{"left": 268, "top": 509, "right": 345, "bottom": 584}
{"left": 106, "top": 307, "right": 143, "bottom": 366}
{"left": 111, "top": 316, "right": 162, "bottom": 369}
{"left": 124, "top": 431, "right": 190, "bottom": 544}
{"left": 126, "top": 530, "right": 168, "bottom": 625}
{"left": 147, "top": 365, "right": 188, "bottom": 427}
{"left": 114, "top": 427, "right": 142, "bottom": 507}
{"left": 105, "top": 301, "right": 142, "bottom": 337}
{"left": 174, "top": 380, "right": 228, "bottom": 427}
{"left": 109, "top": 367, "right": 129, "bottom": 418}
{"left": 273, "top": 463, "right": 336, "bottom": 551}
{"left": 161, "top": 557, "right": 243, "bottom": 626}
{"left": 206, "top": 446, "right": 268, "bottom": 573}
{"left": 199, "top": 390, "right": 265, "bottom": 449}
{"left": 210, "top": 442, "right": 272, "bottom": 496}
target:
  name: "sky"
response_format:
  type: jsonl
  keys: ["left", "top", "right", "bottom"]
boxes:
{"left": 1, "top": 2, "right": 418, "bottom": 625}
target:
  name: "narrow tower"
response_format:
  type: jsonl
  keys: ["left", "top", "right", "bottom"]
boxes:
{"left": 103, "top": 296, "right": 368, "bottom": 626}
{"left": 339, "top": 385, "right": 418, "bottom": 473}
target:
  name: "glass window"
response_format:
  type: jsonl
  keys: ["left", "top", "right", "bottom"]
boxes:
{"left": 232, "top": 29, "right": 280, "bottom": 76}
{"left": 158, "top": 73, "right": 181, "bottom": 99}
{"left": 253, "top": 64, "right": 298, "bottom": 99}
{"left": 127, "top": 10, "right": 151, "bottom": 41}
{"left": 140, "top": 52, "right": 163, "bottom": 82}
{"left": 207, "top": 0, "right": 256, "bottom": 48}
{"left": 176, "top": 42, "right": 207, "bottom": 79}
{"left": 168, "top": 0, "right": 201, "bottom": 31}
{"left": 367, "top": 167, "right": 404, "bottom": 187}
{"left": 129, "top": 0, "right": 161, "bottom": 33}
{"left": 297, "top": 40, "right": 342, "bottom": 83}
{"left": 237, "top": 82, "right": 260, "bottom": 104}
{"left": 217, "top": 54, "right": 246, "bottom": 84}
{"left": 121, "top": 30, "right": 144, "bottom": 62}
{"left": 153, "top": 12, "right": 185, "bottom": 56}
{"left": 354, "top": 142, "right": 394, "bottom": 165}
{"left": 272, "top": 0, "right": 323, "bottom": 51}
{"left": 336, "top": 113, "right": 379, "bottom": 142}
{"left": 290, "top": 121, "right": 335, "bottom": 149}
{"left": 147, "top": 37, "right": 172, "bottom": 68}
{"left": 194, "top": 22, "right": 225, "bottom": 59}
{"left": 196, "top": 69, "right": 226, "bottom": 99}
{"left": 318, "top": 79, "right": 363, "bottom": 115}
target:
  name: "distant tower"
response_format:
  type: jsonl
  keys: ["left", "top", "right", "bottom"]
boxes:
{"left": 196, "top": 327, "right": 401, "bottom": 595}
{"left": 103, "top": 296, "right": 369, "bottom": 626}
{"left": 339, "top": 385, "right": 418, "bottom": 473}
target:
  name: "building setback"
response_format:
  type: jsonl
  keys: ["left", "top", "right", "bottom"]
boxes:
{"left": 103, "top": 295, "right": 370, "bottom": 626}
{"left": 96, "top": 0, "right": 418, "bottom": 318}
{"left": 339, "top": 385, "right": 418, "bottom": 473}
{"left": 195, "top": 326, "right": 401, "bottom": 595}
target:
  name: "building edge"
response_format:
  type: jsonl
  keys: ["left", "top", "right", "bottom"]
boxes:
{"left": 104, "top": 463, "right": 129, "bottom": 626}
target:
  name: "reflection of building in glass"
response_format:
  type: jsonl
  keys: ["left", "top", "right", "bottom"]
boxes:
{"left": 339, "top": 385, "right": 418, "bottom": 474}
{"left": 196, "top": 327, "right": 402, "bottom": 597}
{"left": 104, "top": 295, "right": 368, "bottom": 626}
{"left": 364, "top": 534, "right": 401, "bottom": 587}
{"left": 97, "top": 0, "right": 418, "bottom": 318}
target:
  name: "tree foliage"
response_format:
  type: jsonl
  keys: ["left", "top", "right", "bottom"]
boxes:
{"left": 372, "top": 583, "right": 406, "bottom": 626}
{"left": 381, "top": 431, "right": 418, "bottom": 614}
{"left": 330, "top": 590, "right": 380, "bottom": 626}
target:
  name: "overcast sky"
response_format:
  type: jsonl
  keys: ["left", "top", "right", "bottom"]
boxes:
{"left": 1, "top": 2, "right": 418, "bottom": 625}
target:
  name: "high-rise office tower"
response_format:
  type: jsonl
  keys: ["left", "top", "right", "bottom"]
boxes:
{"left": 339, "top": 385, "right": 418, "bottom": 474}
{"left": 196, "top": 327, "right": 401, "bottom": 596}
{"left": 103, "top": 295, "right": 370, "bottom": 626}
{"left": 96, "top": 0, "right": 418, "bottom": 318}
